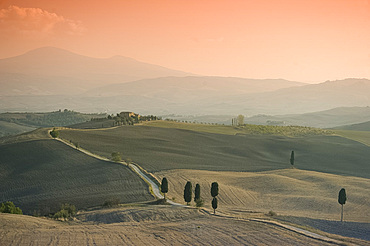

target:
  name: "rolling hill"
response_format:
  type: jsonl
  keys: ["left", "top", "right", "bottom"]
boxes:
{"left": 0, "top": 110, "right": 108, "bottom": 137}
{"left": 156, "top": 168, "right": 370, "bottom": 223}
{"left": 0, "top": 131, "right": 153, "bottom": 214}
{"left": 0, "top": 121, "right": 36, "bottom": 138}
{"left": 334, "top": 120, "right": 370, "bottom": 131}
{"left": 84, "top": 76, "right": 305, "bottom": 99}
{"left": 245, "top": 107, "right": 370, "bottom": 128}
{"left": 58, "top": 122, "right": 370, "bottom": 178}
{"left": 227, "top": 78, "right": 370, "bottom": 115}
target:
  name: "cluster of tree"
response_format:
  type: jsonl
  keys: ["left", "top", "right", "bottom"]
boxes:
{"left": 165, "top": 118, "right": 225, "bottom": 125}
{"left": 161, "top": 178, "right": 218, "bottom": 212}
{"left": 239, "top": 124, "right": 332, "bottom": 136}
{"left": 53, "top": 203, "right": 77, "bottom": 220}
{"left": 231, "top": 115, "right": 244, "bottom": 126}
{"left": 0, "top": 201, "right": 22, "bottom": 214}
{"left": 50, "top": 128, "right": 60, "bottom": 138}
{"left": 106, "top": 113, "right": 160, "bottom": 126}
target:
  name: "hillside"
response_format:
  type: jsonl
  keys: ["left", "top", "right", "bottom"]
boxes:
{"left": 334, "top": 120, "right": 370, "bottom": 131}
{"left": 0, "top": 47, "right": 191, "bottom": 96}
{"left": 84, "top": 76, "right": 305, "bottom": 99}
{"left": 58, "top": 123, "right": 370, "bottom": 178}
{"left": 2, "top": 77, "right": 369, "bottom": 116}
{"left": 245, "top": 107, "right": 370, "bottom": 128}
{"left": 0, "top": 135, "right": 153, "bottom": 214}
{"left": 1, "top": 206, "right": 351, "bottom": 246}
{"left": 156, "top": 168, "right": 370, "bottom": 223}
{"left": 0, "top": 110, "right": 108, "bottom": 137}
{"left": 0, "top": 121, "right": 36, "bottom": 138}
{"left": 212, "top": 78, "right": 370, "bottom": 116}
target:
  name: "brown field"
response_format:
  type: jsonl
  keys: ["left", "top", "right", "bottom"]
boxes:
{"left": 1, "top": 205, "right": 364, "bottom": 246}
{"left": 155, "top": 168, "right": 370, "bottom": 223}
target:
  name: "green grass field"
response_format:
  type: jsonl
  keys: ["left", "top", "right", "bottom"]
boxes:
{"left": 334, "top": 130, "right": 370, "bottom": 147}
{"left": 59, "top": 123, "right": 370, "bottom": 178}
{"left": 0, "top": 138, "right": 153, "bottom": 215}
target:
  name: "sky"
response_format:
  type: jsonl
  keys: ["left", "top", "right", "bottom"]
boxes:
{"left": 0, "top": 0, "right": 369, "bottom": 83}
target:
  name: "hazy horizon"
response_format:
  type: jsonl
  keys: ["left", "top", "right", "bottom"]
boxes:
{"left": 1, "top": 0, "right": 369, "bottom": 83}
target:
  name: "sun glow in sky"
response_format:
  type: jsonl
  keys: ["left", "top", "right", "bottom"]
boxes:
{"left": 0, "top": 0, "right": 369, "bottom": 82}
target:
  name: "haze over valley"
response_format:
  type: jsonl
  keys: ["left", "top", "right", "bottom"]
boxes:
{"left": 1, "top": 1, "right": 370, "bottom": 245}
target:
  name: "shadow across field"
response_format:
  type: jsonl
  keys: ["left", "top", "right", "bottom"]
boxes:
{"left": 276, "top": 216, "right": 370, "bottom": 241}
{"left": 59, "top": 126, "right": 370, "bottom": 178}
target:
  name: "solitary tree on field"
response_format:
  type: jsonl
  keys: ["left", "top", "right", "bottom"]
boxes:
{"left": 338, "top": 188, "right": 347, "bottom": 222}
{"left": 212, "top": 197, "right": 218, "bottom": 214}
{"left": 161, "top": 177, "right": 168, "bottom": 200}
{"left": 50, "top": 128, "right": 59, "bottom": 138}
{"left": 111, "top": 152, "right": 122, "bottom": 162}
{"left": 184, "top": 181, "right": 192, "bottom": 205}
{"left": 211, "top": 182, "right": 219, "bottom": 198}
{"left": 237, "top": 115, "right": 244, "bottom": 126}
{"left": 194, "top": 184, "right": 200, "bottom": 202}
{"left": 290, "top": 151, "right": 295, "bottom": 168}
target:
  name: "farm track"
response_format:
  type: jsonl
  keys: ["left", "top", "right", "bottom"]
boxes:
{"left": 53, "top": 131, "right": 361, "bottom": 245}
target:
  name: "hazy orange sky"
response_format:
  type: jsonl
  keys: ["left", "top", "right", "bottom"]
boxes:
{"left": 0, "top": 0, "right": 369, "bottom": 82}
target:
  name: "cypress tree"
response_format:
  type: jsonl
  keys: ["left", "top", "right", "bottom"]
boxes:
{"left": 212, "top": 197, "right": 218, "bottom": 214}
{"left": 194, "top": 184, "right": 200, "bottom": 202}
{"left": 184, "top": 181, "right": 192, "bottom": 205}
{"left": 161, "top": 177, "right": 168, "bottom": 200}
{"left": 290, "top": 151, "right": 295, "bottom": 167}
{"left": 338, "top": 188, "right": 347, "bottom": 222}
{"left": 211, "top": 182, "right": 219, "bottom": 198}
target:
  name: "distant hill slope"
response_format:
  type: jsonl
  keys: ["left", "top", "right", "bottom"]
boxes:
{"left": 0, "top": 110, "right": 107, "bottom": 127}
{"left": 245, "top": 107, "right": 370, "bottom": 128}
{"left": 0, "top": 137, "right": 153, "bottom": 214}
{"left": 0, "top": 121, "right": 36, "bottom": 138}
{"left": 2, "top": 78, "right": 368, "bottom": 116}
{"left": 334, "top": 121, "right": 370, "bottom": 131}
{"left": 84, "top": 76, "right": 306, "bottom": 99}
{"left": 0, "top": 47, "right": 191, "bottom": 96}
{"left": 59, "top": 124, "right": 370, "bottom": 178}
{"left": 215, "top": 78, "right": 370, "bottom": 115}
{"left": 0, "top": 110, "right": 108, "bottom": 137}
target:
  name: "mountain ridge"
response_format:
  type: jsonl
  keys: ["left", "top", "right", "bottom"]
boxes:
{"left": 0, "top": 47, "right": 192, "bottom": 95}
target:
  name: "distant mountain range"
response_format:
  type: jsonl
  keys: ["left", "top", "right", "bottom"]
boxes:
{"left": 0, "top": 47, "right": 369, "bottom": 124}
{"left": 0, "top": 47, "right": 191, "bottom": 95}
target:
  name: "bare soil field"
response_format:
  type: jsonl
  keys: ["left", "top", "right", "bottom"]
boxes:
{"left": 155, "top": 169, "right": 370, "bottom": 223}
{"left": 1, "top": 205, "right": 364, "bottom": 246}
